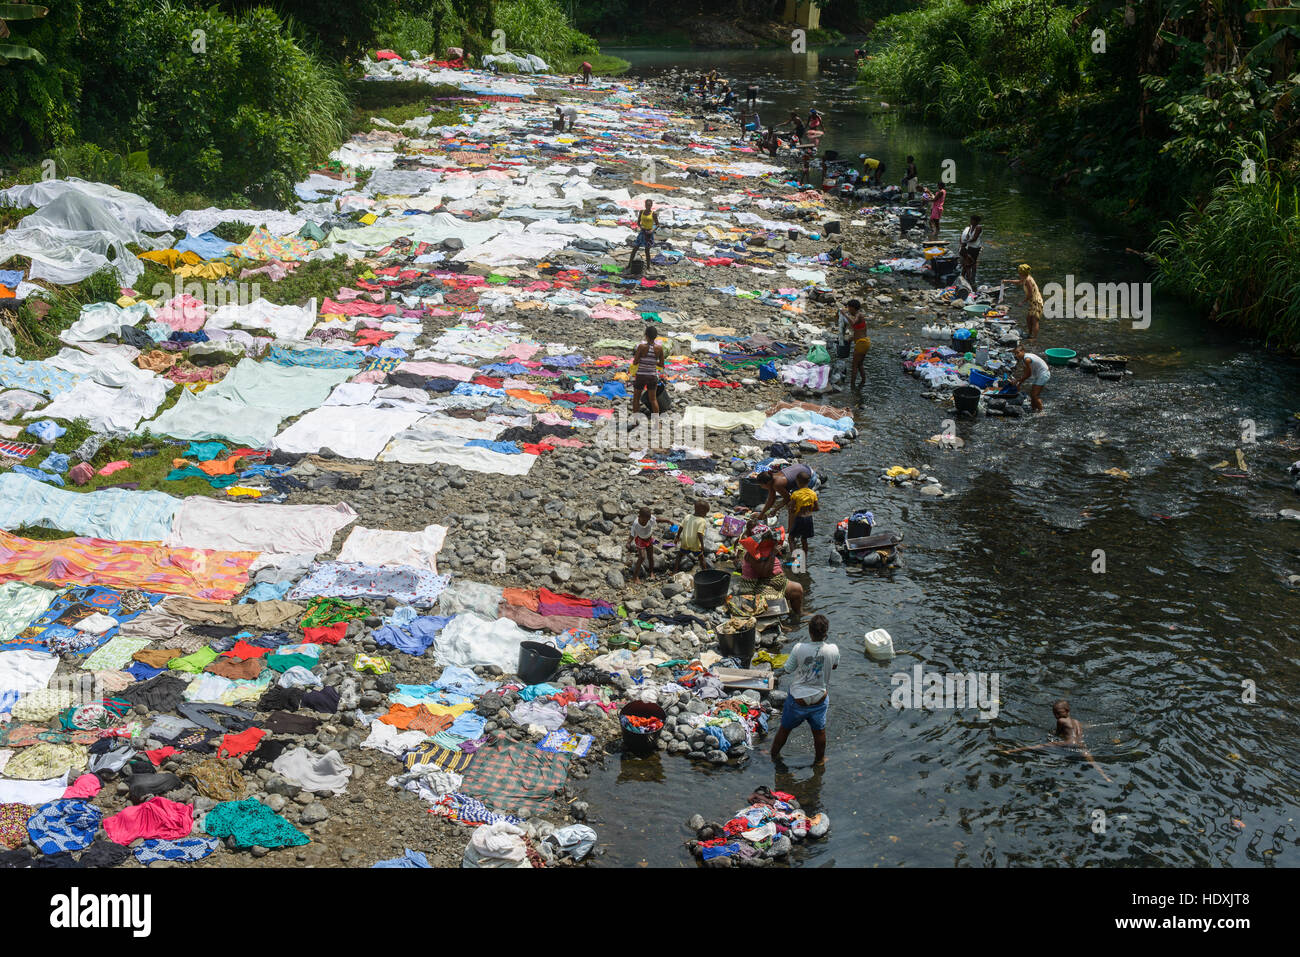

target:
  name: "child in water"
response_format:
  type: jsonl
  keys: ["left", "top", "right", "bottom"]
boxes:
{"left": 1001, "top": 699, "right": 1111, "bottom": 782}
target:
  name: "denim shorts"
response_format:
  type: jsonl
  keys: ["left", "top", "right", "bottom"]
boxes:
{"left": 1029, "top": 371, "right": 1051, "bottom": 387}
{"left": 781, "top": 694, "right": 828, "bottom": 731}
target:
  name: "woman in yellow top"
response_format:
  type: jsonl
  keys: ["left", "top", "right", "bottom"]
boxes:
{"left": 627, "top": 198, "right": 659, "bottom": 273}
{"left": 1004, "top": 263, "right": 1043, "bottom": 340}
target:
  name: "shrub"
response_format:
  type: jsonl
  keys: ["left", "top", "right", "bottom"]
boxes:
{"left": 0, "top": 0, "right": 84, "bottom": 152}
{"left": 139, "top": 7, "right": 348, "bottom": 206}
{"left": 494, "top": 0, "right": 598, "bottom": 66}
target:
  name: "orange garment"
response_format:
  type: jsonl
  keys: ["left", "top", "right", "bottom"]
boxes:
{"left": 501, "top": 587, "right": 539, "bottom": 612}
{"left": 223, "top": 640, "right": 270, "bottom": 660}
{"left": 198, "top": 456, "right": 243, "bottom": 476}
{"left": 218, "top": 727, "right": 265, "bottom": 759}
{"left": 377, "top": 704, "right": 453, "bottom": 735}
{"left": 505, "top": 389, "right": 548, "bottom": 404}
{"left": 807, "top": 440, "right": 840, "bottom": 452}
{"left": 0, "top": 285, "right": 14, "bottom": 299}
{"left": 204, "top": 657, "right": 264, "bottom": 681}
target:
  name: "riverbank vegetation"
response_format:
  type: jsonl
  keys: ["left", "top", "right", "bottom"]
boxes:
{"left": 859, "top": 0, "right": 1300, "bottom": 348}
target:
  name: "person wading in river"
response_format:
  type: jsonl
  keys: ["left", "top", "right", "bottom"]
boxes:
{"left": 754, "top": 462, "right": 819, "bottom": 521}
{"left": 1000, "top": 699, "right": 1111, "bottom": 782}
{"left": 770, "top": 614, "right": 838, "bottom": 765}
{"left": 903, "top": 156, "right": 919, "bottom": 199}
{"left": 959, "top": 215, "right": 983, "bottom": 285}
{"left": 1011, "top": 343, "right": 1050, "bottom": 412}
{"left": 923, "top": 183, "right": 946, "bottom": 239}
{"left": 1004, "top": 263, "right": 1043, "bottom": 340}
{"left": 837, "top": 298, "right": 870, "bottom": 389}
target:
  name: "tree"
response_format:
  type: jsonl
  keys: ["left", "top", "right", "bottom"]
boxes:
{"left": 0, "top": 2, "right": 49, "bottom": 64}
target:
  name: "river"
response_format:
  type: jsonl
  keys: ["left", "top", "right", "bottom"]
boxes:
{"left": 575, "top": 45, "right": 1300, "bottom": 867}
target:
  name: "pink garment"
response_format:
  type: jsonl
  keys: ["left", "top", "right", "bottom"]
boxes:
{"left": 320, "top": 298, "right": 399, "bottom": 317}
{"left": 156, "top": 293, "right": 208, "bottom": 331}
{"left": 240, "top": 261, "right": 298, "bottom": 282}
{"left": 103, "top": 796, "right": 194, "bottom": 844}
{"left": 98, "top": 461, "right": 131, "bottom": 476}
{"left": 591, "top": 306, "right": 640, "bottom": 322}
{"left": 501, "top": 343, "right": 540, "bottom": 361}
{"left": 62, "top": 774, "right": 102, "bottom": 799}
{"left": 395, "top": 361, "right": 473, "bottom": 381}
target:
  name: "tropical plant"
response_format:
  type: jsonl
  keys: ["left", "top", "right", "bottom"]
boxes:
{"left": 0, "top": 2, "right": 48, "bottom": 65}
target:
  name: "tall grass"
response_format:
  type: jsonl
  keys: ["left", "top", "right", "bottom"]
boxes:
{"left": 1152, "top": 140, "right": 1300, "bottom": 350}
{"left": 494, "top": 0, "right": 598, "bottom": 65}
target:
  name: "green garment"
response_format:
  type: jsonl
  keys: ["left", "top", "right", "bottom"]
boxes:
{"left": 168, "top": 645, "right": 219, "bottom": 673}
{"left": 299, "top": 596, "right": 368, "bottom": 628}
{"left": 204, "top": 799, "right": 309, "bottom": 849}
{"left": 264, "top": 652, "right": 317, "bottom": 674}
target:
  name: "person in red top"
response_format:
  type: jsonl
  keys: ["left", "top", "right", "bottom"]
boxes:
{"left": 737, "top": 522, "right": 804, "bottom": 616}
{"left": 580, "top": 61, "right": 592, "bottom": 84}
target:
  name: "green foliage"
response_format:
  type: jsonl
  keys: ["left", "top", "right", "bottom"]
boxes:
{"left": 0, "top": 2, "right": 50, "bottom": 65}
{"left": 1153, "top": 138, "right": 1300, "bottom": 349}
{"left": 0, "top": 0, "right": 80, "bottom": 150}
{"left": 140, "top": 7, "right": 348, "bottom": 206}
{"left": 495, "top": 0, "right": 598, "bottom": 64}
{"left": 374, "top": 11, "right": 439, "bottom": 57}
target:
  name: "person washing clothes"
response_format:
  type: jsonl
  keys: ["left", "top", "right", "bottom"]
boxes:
{"left": 754, "top": 462, "right": 819, "bottom": 521}
{"left": 555, "top": 105, "right": 577, "bottom": 132}
{"left": 959, "top": 215, "right": 983, "bottom": 285}
{"left": 627, "top": 198, "right": 659, "bottom": 273}
{"left": 1012, "top": 344, "right": 1050, "bottom": 412}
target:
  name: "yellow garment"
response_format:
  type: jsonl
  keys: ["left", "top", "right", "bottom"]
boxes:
{"left": 226, "top": 486, "right": 264, "bottom": 498}
{"left": 886, "top": 466, "right": 920, "bottom": 479}
{"left": 679, "top": 515, "right": 709, "bottom": 550}
{"left": 359, "top": 212, "right": 379, "bottom": 225}
{"left": 138, "top": 249, "right": 202, "bottom": 271}
{"left": 752, "top": 649, "right": 789, "bottom": 670}
{"left": 637, "top": 210, "right": 656, "bottom": 230}
{"left": 175, "top": 261, "right": 232, "bottom": 280}
{"left": 790, "top": 488, "right": 818, "bottom": 517}
{"left": 854, "top": 336, "right": 871, "bottom": 357}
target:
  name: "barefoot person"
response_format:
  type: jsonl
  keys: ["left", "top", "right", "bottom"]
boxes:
{"left": 736, "top": 521, "right": 805, "bottom": 615}
{"left": 959, "top": 215, "right": 983, "bottom": 285}
{"left": 754, "top": 462, "right": 818, "bottom": 521}
{"left": 1011, "top": 344, "right": 1050, "bottom": 412}
{"left": 629, "top": 323, "right": 665, "bottom": 417}
{"left": 770, "top": 614, "right": 838, "bottom": 765}
{"left": 628, "top": 507, "right": 657, "bottom": 582}
{"left": 627, "top": 198, "right": 659, "bottom": 273}
{"left": 837, "top": 298, "right": 870, "bottom": 388}
{"left": 1003, "top": 263, "right": 1043, "bottom": 339}
{"left": 580, "top": 60, "right": 592, "bottom": 84}
{"left": 1001, "top": 699, "right": 1111, "bottom": 782}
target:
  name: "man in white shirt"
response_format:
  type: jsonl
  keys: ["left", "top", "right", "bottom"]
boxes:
{"left": 959, "top": 214, "right": 983, "bottom": 284}
{"left": 771, "top": 614, "right": 839, "bottom": 765}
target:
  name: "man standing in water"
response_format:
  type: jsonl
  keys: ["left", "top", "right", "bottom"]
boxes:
{"left": 1000, "top": 699, "right": 1111, "bottom": 782}
{"left": 903, "top": 156, "right": 919, "bottom": 199}
{"left": 1011, "top": 343, "right": 1050, "bottom": 413}
{"left": 771, "top": 614, "right": 839, "bottom": 765}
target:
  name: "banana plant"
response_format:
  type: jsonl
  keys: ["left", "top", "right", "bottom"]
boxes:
{"left": 0, "top": 2, "right": 49, "bottom": 66}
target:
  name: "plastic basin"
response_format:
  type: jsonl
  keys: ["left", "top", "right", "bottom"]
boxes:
{"left": 1045, "top": 348, "right": 1076, "bottom": 366}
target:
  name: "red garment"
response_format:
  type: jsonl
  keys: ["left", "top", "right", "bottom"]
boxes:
{"left": 218, "top": 727, "right": 265, "bottom": 759}
{"left": 537, "top": 587, "right": 600, "bottom": 619}
{"left": 145, "top": 747, "right": 178, "bottom": 766}
{"left": 103, "top": 797, "right": 194, "bottom": 844}
{"left": 223, "top": 640, "right": 270, "bottom": 659}
{"left": 62, "top": 774, "right": 102, "bottom": 799}
{"left": 301, "top": 622, "right": 346, "bottom": 645}
{"left": 471, "top": 376, "right": 504, "bottom": 388}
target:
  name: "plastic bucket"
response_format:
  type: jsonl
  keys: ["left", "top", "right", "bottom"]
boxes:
{"left": 693, "top": 569, "right": 732, "bottom": 609}
{"left": 953, "top": 385, "right": 981, "bottom": 415}
{"left": 620, "top": 701, "right": 666, "bottom": 756}
{"left": 517, "top": 640, "right": 562, "bottom": 685}
{"left": 738, "top": 476, "right": 768, "bottom": 508}
{"left": 724, "top": 625, "right": 756, "bottom": 667}
{"left": 968, "top": 368, "right": 996, "bottom": 389}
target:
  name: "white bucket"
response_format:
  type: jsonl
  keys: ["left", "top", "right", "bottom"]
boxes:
{"left": 864, "top": 628, "right": 895, "bottom": 660}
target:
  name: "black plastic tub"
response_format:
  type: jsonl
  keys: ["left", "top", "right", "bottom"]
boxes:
{"left": 517, "top": 641, "right": 562, "bottom": 685}
{"left": 693, "top": 569, "right": 731, "bottom": 609}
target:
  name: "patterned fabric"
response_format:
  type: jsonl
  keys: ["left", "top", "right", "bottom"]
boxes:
{"left": 0, "top": 356, "right": 85, "bottom": 398}
{"left": 134, "top": 835, "right": 219, "bottom": 865}
{"left": 298, "top": 597, "right": 369, "bottom": 629}
{"left": 429, "top": 792, "right": 523, "bottom": 827}
{"left": 537, "top": 729, "right": 594, "bottom": 757}
{"left": 353, "top": 653, "right": 390, "bottom": 674}
{"left": 456, "top": 736, "right": 572, "bottom": 814}
{"left": 81, "top": 635, "right": 152, "bottom": 671}
{"left": 228, "top": 227, "right": 317, "bottom": 262}
{"left": 2, "top": 743, "right": 87, "bottom": 780}
{"left": 0, "top": 441, "right": 39, "bottom": 460}
{"left": 10, "top": 690, "right": 79, "bottom": 723}
{"left": 401, "top": 741, "right": 476, "bottom": 773}
{"left": 0, "top": 586, "right": 163, "bottom": 655}
{"left": 0, "top": 533, "right": 255, "bottom": 603}
{"left": 287, "top": 563, "right": 451, "bottom": 607}
{"left": 0, "top": 582, "right": 59, "bottom": 645}
{"left": 27, "top": 800, "right": 102, "bottom": 854}
{"left": 267, "top": 345, "right": 366, "bottom": 369}
{"left": 0, "top": 803, "right": 35, "bottom": 849}
{"left": 181, "top": 758, "right": 246, "bottom": 801}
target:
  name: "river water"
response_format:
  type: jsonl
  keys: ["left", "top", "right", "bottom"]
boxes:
{"left": 577, "top": 46, "right": 1300, "bottom": 867}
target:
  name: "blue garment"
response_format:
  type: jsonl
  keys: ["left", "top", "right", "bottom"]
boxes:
{"left": 11, "top": 465, "right": 63, "bottom": 486}
{"left": 372, "top": 615, "right": 450, "bottom": 656}
{"left": 703, "top": 725, "right": 732, "bottom": 751}
{"left": 542, "top": 355, "right": 584, "bottom": 368}
{"left": 701, "top": 841, "right": 741, "bottom": 861}
{"left": 27, "top": 800, "right": 102, "bottom": 854}
{"left": 175, "top": 232, "right": 234, "bottom": 260}
{"left": 448, "top": 710, "right": 487, "bottom": 739}
{"left": 184, "top": 441, "right": 226, "bottom": 462}
{"left": 125, "top": 661, "right": 165, "bottom": 681}
{"left": 25, "top": 420, "right": 65, "bottom": 443}
{"left": 169, "top": 330, "right": 209, "bottom": 345}
{"left": 779, "top": 694, "right": 828, "bottom": 731}
{"left": 40, "top": 453, "right": 69, "bottom": 474}
{"left": 465, "top": 439, "right": 521, "bottom": 455}
{"left": 372, "top": 848, "right": 431, "bottom": 868}
{"left": 0, "top": 269, "right": 24, "bottom": 286}
{"left": 451, "top": 383, "right": 504, "bottom": 398}
{"left": 478, "top": 362, "right": 528, "bottom": 375}
{"left": 594, "top": 380, "right": 628, "bottom": 400}
{"left": 239, "top": 581, "right": 292, "bottom": 603}
{"left": 516, "top": 683, "right": 561, "bottom": 702}
{"left": 268, "top": 345, "right": 364, "bottom": 369}
{"left": 433, "top": 665, "right": 497, "bottom": 697}
{"left": 134, "top": 836, "right": 219, "bottom": 864}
